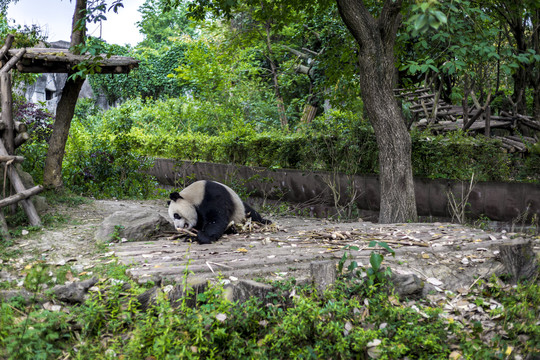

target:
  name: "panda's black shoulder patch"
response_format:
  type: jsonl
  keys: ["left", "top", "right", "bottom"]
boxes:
{"left": 201, "top": 181, "right": 234, "bottom": 207}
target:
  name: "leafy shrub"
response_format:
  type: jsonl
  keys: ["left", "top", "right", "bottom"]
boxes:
{"left": 88, "top": 41, "right": 188, "bottom": 102}
{"left": 63, "top": 134, "right": 157, "bottom": 199}
{"left": 410, "top": 129, "right": 512, "bottom": 181}
{"left": 14, "top": 97, "right": 55, "bottom": 184}
{"left": 65, "top": 96, "right": 537, "bottom": 184}
{"left": 1, "top": 262, "right": 538, "bottom": 360}
{"left": 1, "top": 306, "right": 71, "bottom": 360}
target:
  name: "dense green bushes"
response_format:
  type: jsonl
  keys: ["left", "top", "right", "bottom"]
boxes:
{"left": 56, "top": 98, "right": 539, "bottom": 200}
{"left": 410, "top": 130, "right": 513, "bottom": 181}
{"left": 101, "top": 100, "right": 533, "bottom": 182}
{"left": 2, "top": 268, "right": 538, "bottom": 359}
{"left": 17, "top": 97, "right": 538, "bottom": 200}
{"left": 47, "top": 99, "right": 157, "bottom": 199}
{"left": 135, "top": 128, "right": 524, "bottom": 182}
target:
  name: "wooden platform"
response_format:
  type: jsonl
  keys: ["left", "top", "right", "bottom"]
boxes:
{"left": 5, "top": 47, "right": 139, "bottom": 74}
{"left": 111, "top": 218, "right": 536, "bottom": 291}
{"left": 395, "top": 87, "right": 540, "bottom": 153}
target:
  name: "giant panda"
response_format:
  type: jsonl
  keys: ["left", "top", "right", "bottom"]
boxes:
{"left": 168, "top": 180, "right": 271, "bottom": 244}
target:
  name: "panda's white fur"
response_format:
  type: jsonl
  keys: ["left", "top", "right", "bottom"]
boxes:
{"left": 168, "top": 180, "right": 245, "bottom": 232}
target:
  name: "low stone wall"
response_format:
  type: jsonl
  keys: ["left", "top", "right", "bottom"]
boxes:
{"left": 150, "top": 159, "right": 540, "bottom": 222}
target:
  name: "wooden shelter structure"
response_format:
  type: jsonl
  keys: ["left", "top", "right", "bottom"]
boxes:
{"left": 0, "top": 34, "right": 139, "bottom": 240}
{"left": 395, "top": 87, "right": 540, "bottom": 153}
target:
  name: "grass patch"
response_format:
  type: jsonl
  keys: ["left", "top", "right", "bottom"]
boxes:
{"left": 41, "top": 190, "right": 91, "bottom": 207}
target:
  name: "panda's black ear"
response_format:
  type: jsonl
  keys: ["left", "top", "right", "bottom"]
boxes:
{"left": 167, "top": 200, "right": 171, "bottom": 206}
{"left": 170, "top": 192, "right": 183, "bottom": 201}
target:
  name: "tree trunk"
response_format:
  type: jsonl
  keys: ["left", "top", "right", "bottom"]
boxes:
{"left": 43, "top": 0, "right": 86, "bottom": 189}
{"left": 532, "top": 8, "right": 540, "bottom": 121}
{"left": 510, "top": 23, "right": 528, "bottom": 115}
{"left": 264, "top": 20, "right": 288, "bottom": 130}
{"left": 0, "top": 73, "right": 14, "bottom": 155}
{"left": 499, "top": 241, "right": 538, "bottom": 284}
{"left": 336, "top": 0, "right": 417, "bottom": 223}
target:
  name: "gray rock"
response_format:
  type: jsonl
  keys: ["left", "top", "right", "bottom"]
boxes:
{"left": 232, "top": 279, "right": 274, "bottom": 302}
{"left": 390, "top": 273, "right": 425, "bottom": 299}
{"left": 53, "top": 277, "right": 98, "bottom": 303}
{"left": 169, "top": 278, "right": 208, "bottom": 308}
{"left": 32, "top": 195, "right": 49, "bottom": 214}
{"left": 95, "top": 210, "right": 174, "bottom": 242}
{"left": 136, "top": 278, "right": 275, "bottom": 311}
{"left": 0, "top": 289, "right": 44, "bottom": 303}
{"left": 15, "top": 164, "right": 35, "bottom": 189}
{"left": 421, "top": 283, "right": 439, "bottom": 297}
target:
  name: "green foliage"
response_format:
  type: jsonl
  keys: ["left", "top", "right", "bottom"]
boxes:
{"left": 70, "top": 37, "right": 115, "bottom": 81}
{"left": 500, "top": 285, "right": 540, "bottom": 353}
{"left": 0, "top": 13, "right": 44, "bottom": 96}
{"left": 0, "top": 14, "right": 45, "bottom": 48}
{"left": 137, "top": 0, "right": 196, "bottom": 47}
{"left": 410, "top": 129, "right": 512, "bottom": 181}
{"left": 61, "top": 100, "right": 158, "bottom": 199}
{"left": 87, "top": 1, "right": 197, "bottom": 102}
{"left": 338, "top": 241, "right": 395, "bottom": 287}
{"left": 110, "top": 225, "right": 125, "bottom": 242}
{"left": 63, "top": 134, "right": 157, "bottom": 199}
{"left": 407, "top": 0, "right": 448, "bottom": 36}
{"left": 23, "top": 262, "right": 50, "bottom": 292}
{"left": 105, "top": 97, "right": 533, "bottom": 182}
{"left": 41, "top": 189, "right": 90, "bottom": 207}
{"left": 88, "top": 41, "right": 188, "bottom": 102}
{"left": 14, "top": 96, "right": 55, "bottom": 184}
{"left": 1, "top": 261, "right": 539, "bottom": 359}
{"left": 1, "top": 305, "right": 71, "bottom": 360}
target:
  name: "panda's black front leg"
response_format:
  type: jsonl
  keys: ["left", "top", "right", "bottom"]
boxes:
{"left": 197, "top": 219, "right": 229, "bottom": 244}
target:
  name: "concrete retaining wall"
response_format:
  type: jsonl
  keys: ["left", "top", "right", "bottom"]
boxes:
{"left": 150, "top": 159, "right": 540, "bottom": 222}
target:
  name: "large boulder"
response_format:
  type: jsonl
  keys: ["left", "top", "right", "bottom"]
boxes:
{"left": 95, "top": 210, "right": 174, "bottom": 242}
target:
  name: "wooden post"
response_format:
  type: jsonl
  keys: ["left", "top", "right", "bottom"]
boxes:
{"left": 0, "top": 185, "right": 43, "bottom": 208}
{"left": 310, "top": 260, "right": 337, "bottom": 293}
{"left": 0, "top": 140, "right": 41, "bottom": 226}
{"left": 0, "top": 34, "right": 14, "bottom": 60}
{"left": 0, "top": 155, "right": 24, "bottom": 163}
{"left": 499, "top": 241, "right": 539, "bottom": 284}
{"left": 484, "top": 105, "right": 491, "bottom": 137}
{"left": 0, "top": 72, "right": 13, "bottom": 155}
{"left": 0, "top": 210, "right": 10, "bottom": 242}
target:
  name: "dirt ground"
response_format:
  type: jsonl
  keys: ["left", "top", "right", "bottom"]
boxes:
{"left": 6, "top": 199, "right": 540, "bottom": 292}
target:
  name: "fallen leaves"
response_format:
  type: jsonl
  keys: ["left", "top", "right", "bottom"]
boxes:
{"left": 296, "top": 229, "right": 430, "bottom": 248}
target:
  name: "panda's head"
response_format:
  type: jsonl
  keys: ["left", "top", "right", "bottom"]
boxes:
{"left": 168, "top": 192, "right": 197, "bottom": 231}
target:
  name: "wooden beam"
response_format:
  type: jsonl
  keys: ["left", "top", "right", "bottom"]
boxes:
{"left": 0, "top": 210, "right": 10, "bottom": 242}
{"left": 14, "top": 132, "right": 30, "bottom": 148}
{"left": 0, "top": 140, "right": 41, "bottom": 226}
{"left": 7, "top": 48, "right": 139, "bottom": 74}
{"left": 0, "top": 155, "right": 24, "bottom": 163}
{"left": 484, "top": 105, "right": 491, "bottom": 137}
{"left": 0, "top": 48, "right": 26, "bottom": 73}
{"left": 0, "top": 34, "right": 14, "bottom": 59}
{"left": 13, "top": 121, "right": 27, "bottom": 133}
{"left": 0, "top": 185, "right": 43, "bottom": 209}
